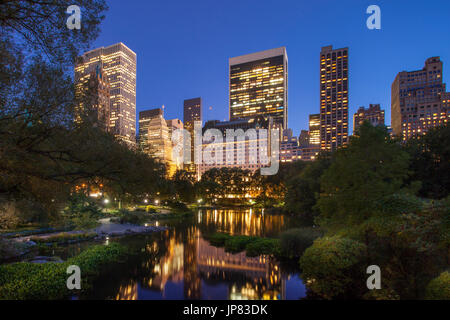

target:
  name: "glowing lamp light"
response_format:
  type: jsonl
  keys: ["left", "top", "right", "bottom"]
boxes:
{"left": 104, "top": 199, "right": 109, "bottom": 204}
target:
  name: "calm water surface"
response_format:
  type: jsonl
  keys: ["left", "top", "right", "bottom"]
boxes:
{"left": 48, "top": 209, "right": 307, "bottom": 300}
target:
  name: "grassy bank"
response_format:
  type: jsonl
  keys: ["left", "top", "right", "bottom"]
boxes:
{"left": 0, "top": 243, "right": 130, "bottom": 300}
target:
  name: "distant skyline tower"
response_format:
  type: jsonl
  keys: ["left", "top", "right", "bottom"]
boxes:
{"left": 229, "top": 47, "right": 288, "bottom": 129}
{"left": 319, "top": 45, "right": 349, "bottom": 151}
{"left": 183, "top": 97, "right": 202, "bottom": 175}
{"left": 391, "top": 57, "right": 449, "bottom": 140}
{"left": 75, "top": 42, "right": 137, "bottom": 147}
{"left": 353, "top": 104, "right": 385, "bottom": 134}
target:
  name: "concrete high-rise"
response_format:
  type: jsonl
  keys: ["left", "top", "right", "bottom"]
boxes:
{"left": 391, "top": 57, "right": 449, "bottom": 140}
{"left": 319, "top": 45, "right": 349, "bottom": 151}
{"left": 229, "top": 47, "right": 288, "bottom": 129}
{"left": 353, "top": 104, "right": 385, "bottom": 134}
{"left": 75, "top": 43, "right": 137, "bottom": 147}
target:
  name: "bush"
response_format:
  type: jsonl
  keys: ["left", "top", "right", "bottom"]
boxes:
{"left": 224, "top": 236, "right": 257, "bottom": 253}
{"left": 118, "top": 212, "right": 142, "bottom": 225}
{"left": 206, "top": 233, "right": 230, "bottom": 247}
{"left": 0, "top": 243, "right": 129, "bottom": 300}
{"left": 299, "top": 237, "right": 367, "bottom": 299}
{"left": 279, "top": 228, "right": 323, "bottom": 259}
{"left": 425, "top": 271, "right": 450, "bottom": 300}
{"left": 166, "top": 200, "right": 190, "bottom": 213}
{"left": 30, "top": 232, "right": 96, "bottom": 244}
{"left": 245, "top": 238, "right": 280, "bottom": 257}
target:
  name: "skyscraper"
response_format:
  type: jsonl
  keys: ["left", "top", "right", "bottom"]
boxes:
{"left": 229, "top": 47, "right": 288, "bottom": 129}
{"left": 391, "top": 57, "right": 449, "bottom": 140}
{"left": 183, "top": 98, "right": 202, "bottom": 175}
{"left": 353, "top": 104, "right": 385, "bottom": 134}
{"left": 319, "top": 45, "right": 349, "bottom": 151}
{"left": 139, "top": 108, "right": 163, "bottom": 153}
{"left": 75, "top": 43, "right": 137, "bottom": 147}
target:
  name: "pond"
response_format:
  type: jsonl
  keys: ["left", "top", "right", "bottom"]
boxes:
{"left": 30, "top": 209, "right": 308, "bottom": 300}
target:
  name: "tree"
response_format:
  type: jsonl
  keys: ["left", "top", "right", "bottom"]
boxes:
{"left": 283, "top": 155, "right": 331, "bottom": 224}
{"left": 406, "top": 124, "right": 450, "bottom": 199}
{"left": 316, "top": 123, "right": 411, "bottom": 232}
{"left": 299, "top": 237, "right": 367, "bottom": 299}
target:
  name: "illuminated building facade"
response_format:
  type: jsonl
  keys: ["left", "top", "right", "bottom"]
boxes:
{"left": 183, "top": 98, "right": 202, "bottom": 176}
{"left": 139, "top": 108, "right": 176, "bottom": 176}
{"left": 320, "top": 45, "right": 349, "bottom": 151}
{"left": 353, "top": 104, "right": 385, "bottom": 134}
{"left": 280, "top": 129, "right": 300, "bottom": 163}
{"left": 308, "top": 114, "right": 320, "bottom": 145}
{"left": 74, "top": 65, "right": 110, "bottom": 131}
{"left": 199, "top": 117, "right": 274, "bottom": 177}
{"left": 229, "top": 47, "right": 288, "bottom": 129}
{"left": 75, "top": 43, "right": 137, "bottom": 147}
{"left": 391, "top": 57, "right": 449, "bottom": 140}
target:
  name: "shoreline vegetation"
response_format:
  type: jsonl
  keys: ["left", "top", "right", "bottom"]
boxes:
{"left": 0, "top": 243, "right": 131, "bottom": 300}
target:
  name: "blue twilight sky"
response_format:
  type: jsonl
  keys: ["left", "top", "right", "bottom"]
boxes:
{"left": 92, "top": 0, "right": 450, "bottom": 136}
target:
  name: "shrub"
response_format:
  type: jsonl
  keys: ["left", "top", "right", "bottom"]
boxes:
{"left": 224, "top": 236, "right": 257, "bottom": 253}
{"left": 299, "top": 237, "right": 367, "bottom": 299}
{"left": 118, "top": 212, "right": 142, "bottom": 225}
{"left": 166, "top": 200, "right": 190, "bottom": 213}
{"left": 30, "top": 232, "right": 96, "bottom": 244}
{"left": 206, "top": 233, "right": 230, "bottom": 246}
{"left": 246, "top": 238, "right": 280, "bottom": 257}
{"left": 0, "top": 243, "right": 129, "bottom": 300}
{"left": 425, "top": 271, "right": 450, "bottom": 300}
{"left": 279, "top": 227, "right": 323, "bottom": 259}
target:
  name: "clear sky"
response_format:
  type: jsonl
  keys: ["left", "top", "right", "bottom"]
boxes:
{"left": 92, "top": 0, "right": 450, "bottom": 135}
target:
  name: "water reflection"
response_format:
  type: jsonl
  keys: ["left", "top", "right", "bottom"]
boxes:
{"left": 107, "top": 209, "right": 305, "bottom": 300}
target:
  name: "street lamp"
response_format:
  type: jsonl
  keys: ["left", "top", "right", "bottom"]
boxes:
{"left": 104, "top": 199, "right": 109, "bottom": 204}
{"left": 154, "top": 199, "right": 159, "bottom": 205}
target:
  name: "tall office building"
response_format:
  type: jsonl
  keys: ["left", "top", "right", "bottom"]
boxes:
{"left": 75, "top": 43, "right": 137, "bottom": 147}
{"left": 74, "top": 65, "right": 110, "bottom": 132}
{"left": 319, "top": 45, "right": 349, "bottom": 151}
{"left": 229, "top": 47, "right": 288, "bottom": 129}
{"left": 353, "top": 104, "right": 385, "bottom": 134}
{"left": 183, "top": 98, "right": 202, "bottom": 175}
{"left": 139, "top": 108, "right": 163, "bottom": 152}
{"left": 308, "top": 114, "right": 320, "bottom": 145}
{"left": 391, "top": 57, "right": 449, "bottom": 140}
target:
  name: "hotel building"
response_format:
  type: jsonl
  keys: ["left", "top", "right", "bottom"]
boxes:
{"left": 391, "top": 57, "right": 449, "bottom": 140}
{"left": 75, "top": 43, "right": 137, "bottom": 147}
{"left": 319, "top": 45, "right": 349, "bottom": 151}
{"left": 199, "top": 117, "right": 275, "bottom": 176}
{"left": 229, "top": 47, "right": 288, "bottom": 129}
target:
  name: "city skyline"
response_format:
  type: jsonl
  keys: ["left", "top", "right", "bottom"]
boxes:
{"left": 89, "top": 0, "right": 450, "bottom": 136}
